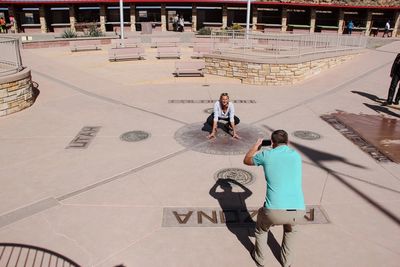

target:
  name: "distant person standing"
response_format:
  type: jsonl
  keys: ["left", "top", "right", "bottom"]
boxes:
{"left": 347, "top": 20, "right": 354, "bottom": 35}
{"left": 385, "top": 53, "right": 400, "bottom": 105}
{"left": 178, "top": 16, "right": 185, "bottom": 32}
{"left": 173, "top": 14, "right": 179, "bottom": 32}
{"left": 383, "top": 20, "right": 391, "bottom": 37}
{"left": 9, "top": 16, "right": 14, "bottom": 33}
{"left": 0, "top": 17, "right": 5, "bottom": 33}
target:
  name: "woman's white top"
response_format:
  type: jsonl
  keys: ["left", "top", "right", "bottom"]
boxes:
{"left": 213, "top": 101, "right": 235, "bottom": 122}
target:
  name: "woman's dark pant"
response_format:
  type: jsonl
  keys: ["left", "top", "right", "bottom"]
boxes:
{"left": 387, "top": 73, "right": 400, "bottom": 103}
{"left": 206, "top": 114, "right": 240, "bottom": 127}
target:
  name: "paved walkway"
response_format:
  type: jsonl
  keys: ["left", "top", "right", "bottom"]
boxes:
{"left": 0, "top": 37, "right": 399, "bottom": 267}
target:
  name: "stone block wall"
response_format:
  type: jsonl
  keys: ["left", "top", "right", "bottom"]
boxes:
{"left": 0, "top": 69, "right": 34, "bottom": 117}
{"left": 204, "top": 54, "right": 356, "bottom": 85}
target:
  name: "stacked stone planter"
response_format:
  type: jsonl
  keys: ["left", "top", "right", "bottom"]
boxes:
{"left": 204, "top": 53, "right": 357, "bottom": 86}
{"left": 0, "top": 68, "right": 34, "bottom": 117}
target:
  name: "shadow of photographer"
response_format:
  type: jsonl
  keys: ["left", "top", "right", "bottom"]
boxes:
{"left": 209, "top": 178, "right": 281, "bottom": 261}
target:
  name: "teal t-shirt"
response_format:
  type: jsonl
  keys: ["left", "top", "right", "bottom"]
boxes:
{"left": 253, "top": 145, "right": 305, "bottom": 210}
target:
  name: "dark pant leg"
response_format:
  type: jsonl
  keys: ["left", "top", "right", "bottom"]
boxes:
{"left": 394, "top": 82, "right": 400, "bottom": 103}
{"left": 387, "top": 74, "right": 400, "bottom": 102}
{"left": 233, "top": 115, "right": 240, "bottom": 125}
{"left": 206, "top": 114, "right": 215, "bottom": 127}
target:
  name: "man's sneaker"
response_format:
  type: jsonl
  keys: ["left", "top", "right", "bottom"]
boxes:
{"left": 394, "top": 100, "right": 399, "bottom": 105}
{"left": 251, "top": 249, "right": 264, "bottom": 267}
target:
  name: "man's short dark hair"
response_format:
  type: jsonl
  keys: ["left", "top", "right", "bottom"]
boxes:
{"left": 271, "top": 130, "right": 288, "bottom": 145}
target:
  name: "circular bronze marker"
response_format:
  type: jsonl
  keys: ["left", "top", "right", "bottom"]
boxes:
{"left": 292, "top": 130, "right": 321, "bottom": 140}
{"left": 120, "top": 131, "right": 150, "bottom": 142}
{"left": 174, "top": 122, "right": 265, "bottom": 155}
{"left": 214, "top": 168, "right": 255, "bottom": 186}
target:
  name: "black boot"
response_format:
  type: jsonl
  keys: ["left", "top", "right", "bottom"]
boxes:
{"left": 384, "top": 98, "right": 393, "bottom": 105}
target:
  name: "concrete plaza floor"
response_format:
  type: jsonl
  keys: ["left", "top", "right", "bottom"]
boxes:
{"left": 0, "top": 35, "right": 400, "bottom": 267}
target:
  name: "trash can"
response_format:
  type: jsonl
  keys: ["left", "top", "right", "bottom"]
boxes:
{"left": 141, "top": 22, "right": 152, "bottom": 34}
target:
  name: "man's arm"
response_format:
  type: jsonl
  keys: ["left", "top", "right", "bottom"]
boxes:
{"left": 243, "top": 139, "right": 263, "bottom": 165}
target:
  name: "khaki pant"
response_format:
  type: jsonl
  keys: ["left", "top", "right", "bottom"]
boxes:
{"left": 254, "top": 207, "right": 305, "bottom": 267}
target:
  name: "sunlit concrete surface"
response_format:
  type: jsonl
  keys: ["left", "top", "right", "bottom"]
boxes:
{"left": 0, "top": 35, "right": 399, "bottom": 267}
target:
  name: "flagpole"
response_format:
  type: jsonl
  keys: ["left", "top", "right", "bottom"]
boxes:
{"left": 245, "top": 0, "right": 251, "bottom": 40}
{"left": 119, "top": 0, "right": 124, "bottom": 39}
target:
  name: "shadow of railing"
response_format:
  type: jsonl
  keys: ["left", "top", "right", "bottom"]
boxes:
{"left": 0, "top": 243, "right": 80, "bottom": 267}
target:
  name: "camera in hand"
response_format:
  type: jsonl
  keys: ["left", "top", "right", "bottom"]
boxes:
{"left": 258, "top": 139, "right": 272, "bottom": 149}
{"left": 262, "top": 140, "right": 272, "bottom": 146}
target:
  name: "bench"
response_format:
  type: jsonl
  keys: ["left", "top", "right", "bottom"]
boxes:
{"left": 70, "top": 40, "right": 102, "bottom": 52}
{"left": 157, "top": 46, "right": 181, "bottom": 59}
{"left": 108, "top": 47, "right": 145, "bottom": 61}
{"left": 151, "top": 37, "right": 180, "bottom": 47}
{"left": 175, "top": 61, "right": 205, "bottom": 77}
{"left": 192, "top": 37, "right": 213, "bottom": 44}
{"left": 111, "top": 38, "right": 141, "bottom": 48}
{"left": 192, "top": 44, "right": 213, "bottom": 58}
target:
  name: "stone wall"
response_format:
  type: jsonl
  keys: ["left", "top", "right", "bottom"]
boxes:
{"left": 0, "top": 68, "right": 34, "bottom": 117}
{"left": 271, "top": 0, "right": 400, "bottom": 6}
{"left": 204, "top": 54, "right": 356, "bottom": 85}
{"left": 22, "top": 37, "right": 114, "bottom": 49}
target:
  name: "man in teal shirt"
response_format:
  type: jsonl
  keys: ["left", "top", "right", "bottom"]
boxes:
{"left": 244, "top": 130, "right": 305, "bottom": 267}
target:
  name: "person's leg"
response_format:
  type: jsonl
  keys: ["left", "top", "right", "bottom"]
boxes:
{"left": 234, "top": 115, "right": 240, "bottom": 125}
{"left": 206, "top": 114, "right": 215, "bottom": 127}
{"left": 387, "top": 74, "right": 400, "bottom": 104}
{"left": 394, "top": 81, "right": 400, "bottom": 104}
{"left": 281, "top": 224, "right": 298, "bottom": 267}
{"left": 280, "top": 210, "right": 305, "bottom": 267}
{"left": 254, "top": 208, "right": 273, "bottom": 266}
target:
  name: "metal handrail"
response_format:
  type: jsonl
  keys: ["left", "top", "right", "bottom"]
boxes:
{"left": 210, "top": 30, "right": 367, "bottom": 61}
{"left": 0, "top": 37, "right": 23, "bottom": 77}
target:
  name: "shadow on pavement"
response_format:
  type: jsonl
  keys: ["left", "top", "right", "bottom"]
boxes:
{"left": 209, "top": 179, "right": 283, "bottom": 262}
{"left": 351, "top": 90, "right": 400, "bottom": 117}
{"left": 261, "top": 124, "right": 400, "bottom": 225}
{"left": 32, "top": 81, "right": 40, "bottom": 103}
{"left": 209, "top": 179, "right": 255, "bottom": 253}
{"left": 0, "top": 242, "right": 80, "bottom": 267}
{"left": 351, "top": 90, "right": 385, "bottom": 102}
{"left": 363, "top": 103, "right": 400, "bottom": 118}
